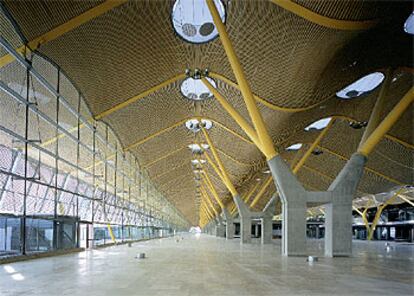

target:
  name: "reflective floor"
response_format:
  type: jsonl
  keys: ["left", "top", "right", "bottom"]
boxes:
{"left": 1, "top": 234, "right": 413, "bottom": 296}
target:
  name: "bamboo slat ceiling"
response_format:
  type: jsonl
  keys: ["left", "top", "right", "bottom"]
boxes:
{"left": 2, "top": 0, "right": 412, "bottom": 225}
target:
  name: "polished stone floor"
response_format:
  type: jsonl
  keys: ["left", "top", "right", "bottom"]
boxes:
{"left": 1, "top": 234, "right": 413, "bottom": 296}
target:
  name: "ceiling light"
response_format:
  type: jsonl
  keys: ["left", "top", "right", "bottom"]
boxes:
{"left": 349, "top": 121, "right": 367, "bottom": 129}
{"left": 185, "top": 118, "right": 213, "bottom": 132}
{"left": 286, "top": 143, "right": 302, "bottom": 151}
{"left": 311, "top": 149, "right": 323, "bottom": 156}
{"left": 262, "top": 169, "right": 271, "bottom": 174}
{"left": 171, "top": 0, "right": 226, "bottom": 44}
{"left": 404, "top": 12, "right": 414, "bottom": 34}
{"left": 305, "top": 117, "right": 332, "bottom": 131}
{"left": 336, "top": 72, "right": 385, "bottom": 99}
{"left": 180, "top": 77, "right": 217, "bottom": 101}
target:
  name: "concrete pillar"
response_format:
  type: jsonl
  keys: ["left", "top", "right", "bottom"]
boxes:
{"left": 222, "top": 208, "right": 234, "bottom": 239}
{"left": 233, "top": 195, "right": 252, "bottom": 244}
{"left": 268, "top": 155, "right": 307, "bottom": 256}
{"left": 215, "top": 216, "right": 226, "bottom": 238}
{"left": 325, "top": 153, "right": 366, "bottom": 257}
{"left": 261, "top": 195, "right": 277, "bottom": 244}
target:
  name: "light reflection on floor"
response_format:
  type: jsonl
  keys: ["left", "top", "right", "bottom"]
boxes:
{"left": 0, "top": 235, "right": 413, "bottom": 295}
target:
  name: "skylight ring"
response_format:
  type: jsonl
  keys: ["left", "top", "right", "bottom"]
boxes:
{"left": 171, "top": 0, "right": 226, "bottom": 45}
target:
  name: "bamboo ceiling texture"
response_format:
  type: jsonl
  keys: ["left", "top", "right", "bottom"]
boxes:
{"left": 2, "top": 0, "right": 412, "bottom": 225}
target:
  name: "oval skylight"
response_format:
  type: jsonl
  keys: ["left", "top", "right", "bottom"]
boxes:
{"left": 191, "top": 159, "right": 206, "bottom": 165}
{"left": 188, "top": 143, "right": 209, "bottom": 153}
{"left": 336, "top": 72, "right": 385, "bottom": 99}
{"left": 404, "top": 12, "right": 414, "bottom": 34}
{"left": 185, "top": 118, "right": 213, "bottom": 132}
{"left": 172, "top": 0, "right": 226, "bottom": 44}
{"left": 286, "top": 143, "right": 302, "bottom": 151}
{"left": 305, "top": 117, "right": 332, "bottom": 131}
{"left": 181, "top": 77, "right": 216, "bottom": 101}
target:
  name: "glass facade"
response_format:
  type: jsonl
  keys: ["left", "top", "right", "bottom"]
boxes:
{"left": 0, "top": 23, "right": 187, "bottom": 258}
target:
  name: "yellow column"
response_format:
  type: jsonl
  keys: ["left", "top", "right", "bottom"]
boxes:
{"left": 358, "top": 87, "right": 414, "bottom": 156}
{"left": 202, "top": 128, "right": 238, "bottom": 197}
{"left": 206, "top": 0, "right": 277, "bottom": 160}
{"left": 201, "top": 172, "right": 225, "bottom": 209}
{"left": 358, "top": 69, "right": 392, "bottom": 149}
{"left": 250, "top": 176, "right": 273, "bottom": 208}
{"left": 292, "top": 119, "right": 335, "bottom": 174}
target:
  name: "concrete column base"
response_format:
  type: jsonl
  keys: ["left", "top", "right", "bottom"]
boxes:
{"left": 215, "top": 223, "right": 225, "bottom": 238}
{"left": 240, "top": 216, "right": 252, "bottom": 243}
{"left": 261, "top": 217, "right": 273, "bottom": 244}
{"left": 325, "top": 153, "right": 366, "bottom": 257}
{"left": 233, "top": 195, "right": 252, "bottom": 244}
{"left": 261, "top": 195, "right": 277, "bottom": 244}
{"left": 222, "top": 208, "right": 234, "bottom": 239}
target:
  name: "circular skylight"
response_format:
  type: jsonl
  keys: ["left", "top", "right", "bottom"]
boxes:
{"left": 404, "top": 12, "right": 414, "bottom": 34}
{"left": 336, "top": 72, "right": 385, "bottom": 99}
{"left": 180, "top": 77, "right": 216, "bottom": 101}
{"left": 191, "top": 159, "right": 206, "bottom": 165}
{"left": 304, "top": 117, "right": 332, "bottom": 131}
{"left": 172, "top": 0, "right": 226, "bottom": 44}
{"left": 185, "top": 118, "right": 213, "bottom": 132}
{"left": 286, "top": 143, "right": 302, "bottom": 151}
{"left": 188, "top": 143, "right": 209, "bottom": 153}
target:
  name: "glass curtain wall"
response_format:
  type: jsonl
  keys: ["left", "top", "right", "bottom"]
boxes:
{"left": 0, "top": 12, "right": 187, "bottom": 257}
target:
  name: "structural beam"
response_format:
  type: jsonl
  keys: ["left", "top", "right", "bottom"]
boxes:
{"left": 202, "top": 128, "right": 237, "bottom": 197}
{"left": 96, "top": 74, "right": 186, "bottom": 119}
{"left": 358, "top": 87, "right": 414, "bottom": 156}
{"left": 318, "top": 145, "right": 404, "bottom": 186}
{"left": 201, "top": 171, "right": 225, "bottom": 210}
{"left": 269, "top": 0, "right": 378, "bottom": 30}
{"left": 207, "top": 0, "right": 277, "bottom": 160}
{"left": 292, "top": 119, "right": 335, "bottom": 174}
{"left": 209, "top": 72, "right": 322, "bottom": 112}
{"left": 250, "top": 176, "right": 273, "bottom": 208}
{"left": 358, "top": 69, "right": 392, "bottom": 149}
{"left": 368, "top": 188, "right": 405, "bottom": 240}
{"left": 0, "top": 0, "right": 127, "bottom": 68}
{"left": 142, "top": 146, "right": 186, "bottom": 168}
{"left": 202, "top": 78, "right": 262, "bottom": 151}
{"left": 201, "top": 186, "right": 219, "bottom": 216}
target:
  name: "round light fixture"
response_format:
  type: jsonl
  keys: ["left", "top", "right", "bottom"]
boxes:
{"left": 336, "top": 72, "right": 385, "bottom": 99}
{"left": 180, "top": 77, "right": 216, "bottom": 101}
{"left": 185, "top": 118, "right": 213, "bottom": 132}
{"left": 171, "top": 0, "right": 226, "bottom": 44}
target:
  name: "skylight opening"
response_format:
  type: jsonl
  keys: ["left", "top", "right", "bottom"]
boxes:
{"left": 191, "top": 159, "right": 206, "bottom": 165}
{"left": 336, "top": 72, "right": 385, "bottom": 99}
{"left": 172, "top": 0, "right": 226, "bottom": 44}
{"left": 286, "top": 143, "right": 302, "bottom": 151}
{"left": 304, "top": 117, "right": 332, "bottom": 131}
{"left": 188, "top": 143, "right": 209, "bottom": 153}
{"left": 181, "top": 77, "right": 216, "bottom": 101}
{"left": 404, "top": 12, "right": 414, "bottom": 34}
{"left": 185, "top": 118, "right": 213, "bottom": 132}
